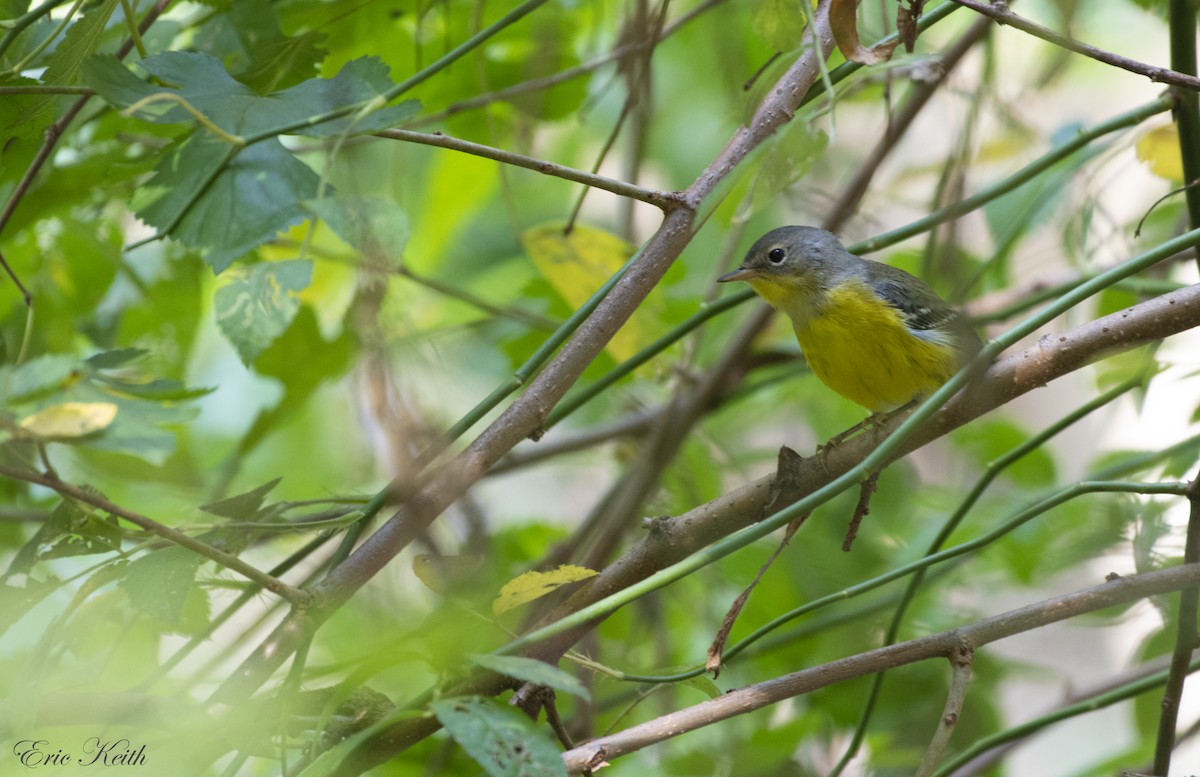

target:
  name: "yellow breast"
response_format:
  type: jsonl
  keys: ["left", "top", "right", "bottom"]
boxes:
{"left": 777, "top": 279, "right": 960, "bottom": 412}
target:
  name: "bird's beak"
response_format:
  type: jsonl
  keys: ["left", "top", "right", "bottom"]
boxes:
{"left": 717, "top": 267, "right": 756, "bottom": 283}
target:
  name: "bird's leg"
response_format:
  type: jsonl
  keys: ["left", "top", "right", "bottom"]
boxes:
{"left": 814, "top": 403, "right": 917, "bottom": 472}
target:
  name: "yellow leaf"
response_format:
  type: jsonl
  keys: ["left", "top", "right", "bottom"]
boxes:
{"left": 1137, "top": 124, "right": 1184, "bottom": 181}
{"left": 19, "top": 402, "right": 118, "bottom": 439}
{"left": 522, "top": 224, "right": 646, "bottom": 362}
{"left": 492, "top": 564, "right": 598, "bottom": 615}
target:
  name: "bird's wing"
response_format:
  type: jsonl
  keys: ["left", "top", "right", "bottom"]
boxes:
{"left": 863, "top": 262, "right": 984, "bottom": 358}
{"left": 866, "top": 264, "right": 961, "bottom": 333}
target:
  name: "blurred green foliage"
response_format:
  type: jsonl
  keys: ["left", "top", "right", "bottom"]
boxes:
{"left": 1, "top": 0, "right": 1199, "bottom": 775}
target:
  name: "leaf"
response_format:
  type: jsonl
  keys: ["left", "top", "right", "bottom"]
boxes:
{"left": 231, "top": 305, "right": 357, "bottom": 460}
{"left": 492, "top": 564, "right": 597, "bottom": 615}
{"left": 745, "top": 120, "right": 827, "bottom": 217}
{"left": 830, "top": 0, "right": 898, "bottom": 65}
{"left": 431, "top": 696, "right": 568, "bottom": 777}
{"left": 753, "top": 0, "right": 808, "bottom": 52}
{"left": 897, "top": 0, "right": 927, "bottom": 53}
{"left": 41, "top": 0, "right": 120, "bottom": 87}
{"left": 227, "top": 0, "right": 328, "bottom": 93}
{"left": 0, "top": 354, "right": 79, "bottom": 403}
{"left": 134, "top": 133, "right": 321, "bottom": 273}
{"left": 95, "top": 376, "right": 215, "bottom": 401}
{"left": 215, "top": 260, "right": 313, "bottom": 363}
{"left": 307, "top": 195, "right": 410, "bottom": 262}
{"left": 18, "top": 401, "right": 118, "bottom": 439}
{"left": 120, "top": 546, "right": 205, "bottom": 628}
{"left": 83, "top": 52, "right": 419, "bottom": 136}
{"left": 4, "top": 500, "right": 122, "bottom": 577}
{"left": 1136, "top": 124, "right": 1183, "bottom": 181}
{"left": 522, "top": 224, "right": 644, "bottom": 362}
{"left": 4, "top": 0, "right": 118, "bottom": 137}
{"left": 82, "top": 53, "right": 419, "bottom": 268}
{"left": 201, "top": 477, "right": 283, "bottom": 520}
{"left": 273, "top": 58, "right": 421, "bottom": 137}
{"left": 468, "top": 654, "right": 590, "bottom": 700}
{"left": 86, "top": 348, "right": 149, "bottom": 369}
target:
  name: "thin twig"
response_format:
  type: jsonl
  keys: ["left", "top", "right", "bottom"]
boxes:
{"left": 842, "top": 469, "right": 880, "bottom": 552}
{"left": 949, "top": 0, "right": 1200, "bottom": 91}
{"left": 406, "top": 0, "right": 729, "bottom": 127}
{"left": 1153, "top": 476, "right": 1200, "bottom": 774}
{"left": 561, "top": 563, "right": 1200, "bottom": 772}
{"left": 943, "top": 652, "right": 1200, "bottom": 776}
{"left": 374, "top": 127, "right": 680, "bottom": 210}
{"left": 0, "top": 85, "right": 93, "bottom": 95}
{"left": 0, "top": 0, "right": 173, "bottom": 239}
{"left": 0, "top": 463, "right": 309, "bottom": 604}
{"left": 917, "top": 642, "right": 974, "bottom": 777}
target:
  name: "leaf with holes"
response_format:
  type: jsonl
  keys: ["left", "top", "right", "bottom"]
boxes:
{"left": 432, "top": 697, "right": 567, "bottom": 777}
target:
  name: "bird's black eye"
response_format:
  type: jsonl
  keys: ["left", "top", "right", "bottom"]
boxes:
{"left": 767, "top": 247, "right": 786, "bottom": 264}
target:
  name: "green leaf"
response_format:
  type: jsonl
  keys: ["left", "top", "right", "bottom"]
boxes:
{"left": 87, "top": 348, "right": 149, "bottom": 369}
{"left": 83, "top": 52, "right": 418, "bottom": 268}
{"left": 272, "top": 57, "right": 421, "bottom": 137}
{"left": 94, "top": 376, "right": 215, "bottom": 401}
{"left": 41, "top": 0, "right": 120, "bottom": 87}
{"left": 4, "top": 0, "right": 118, "bottom": 137}
{"left": 0, "top": 354, "right": 79, "bottom": 403}
{"left": 0, "top": 76, "right": 50, "bottom": 142}
{"left": 134, "top": 133, "right": 321, "bottom": 273}
{"left": 753, "top": 0, "right": 807, "bottom": 52}
{"left": 227, "top": 0, "right": 328, "bottom": 93}
{"left": 746, "top": 120, "right": 827, "bottom": 217}
{"left": 468, "top": 654, "right": 590, "bottom": 700}
{"left": 83, "top": 51, "right": 419, "bottom": 136}
{"left": 431, "top": 696, "right": 568, "bottom": 777}
{"left": 215, "top": 259, "right": 313, "bottom": 363}
{"left": 120, "top": 546, "right": 205, "bottom": 628}
{"left": 230, "top": 304, "right": 357, "bottom": 457}
{"left": 307, "top": 195, "right": 409, "bottom": 262}
{"left": 4, "top": 500, "right": 122, "bottom": 577}
{"left": 200, "top": 477, "right": 282, "bottom": 520}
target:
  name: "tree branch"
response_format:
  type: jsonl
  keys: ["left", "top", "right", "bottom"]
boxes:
{"left": 949, "top": 0, "right": 1200, "bottom": 91}
{"left": 206, "top": 0, "right": 839, "bottom": 714}
{"left": 373, "top": 128, "right": 680, "bottom": 209}
{"left": 291, "top": 282, "right": 1200, "bottom": 777}
{"left": 520, "top": 282, "right": 1200, "bottom": 666}
{"left": 561, "top": 562, "right": 1200, "bottom": 773}
{"left": 1154, "top": 476, "right": 1200, "bottom": 774}
{"left": 0, "top": 464, "right": 308, "bottom": 605}
{"left": 917, "top": 643, "right": 975, "bottom": 777}
{"left": 0, "top": 0, "right": 173, "bottom": 238}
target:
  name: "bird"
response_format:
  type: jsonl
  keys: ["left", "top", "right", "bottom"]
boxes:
{"left": 718, "top": 226, "right": 981, "bottom": 416}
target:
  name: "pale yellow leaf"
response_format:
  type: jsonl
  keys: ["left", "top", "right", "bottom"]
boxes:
{"left": 19, "top": 402, "right": 118, "bottom": 439}
{"left": 522, "top": 224, "right": 646, "bottom": 362}
{"left": 492, "top": 564, "right": 598, "bottom": 615}
{"left": 1137, "top": 124, "right": 1184, "bottom": 182}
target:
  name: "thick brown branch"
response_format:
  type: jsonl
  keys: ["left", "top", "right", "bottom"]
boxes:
{"left": 524, "top": 283, "right": 1200, "bottom": 664}
{"left": 561, "top": 563, "right": 1200, "bottom": 772}
{"left": 206, "top": 0, "right": 839, "bottom": 713}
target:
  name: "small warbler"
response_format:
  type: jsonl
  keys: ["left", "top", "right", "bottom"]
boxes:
{"left": 718, "top": 226, "right": 981, "bottom": 413}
